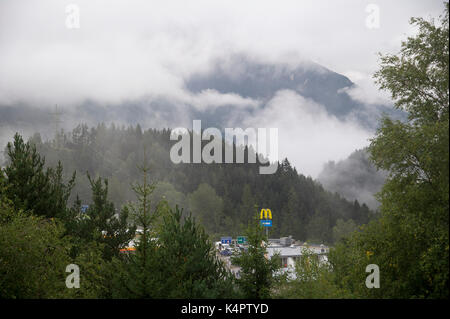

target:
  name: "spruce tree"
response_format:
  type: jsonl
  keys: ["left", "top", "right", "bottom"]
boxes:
{"left": 231, "top": 205, "right": 281, "bottom": 298}
{"left": 155, "top": 206, "right": 236, "bottom": 298}
{"left": 112, "top": 154, "right": 167, "bottom": 298}
{"left": 3, "top": 133, "right": 75, "bottom": 219}
{"left": 69, "top": 172, "right": 136, "bottom": 261}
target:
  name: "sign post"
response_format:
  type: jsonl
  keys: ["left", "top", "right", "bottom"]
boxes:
{"left": 259, "top": 208, "right": 272, "bottom": 239}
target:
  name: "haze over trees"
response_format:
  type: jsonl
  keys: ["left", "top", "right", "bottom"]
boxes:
{"left": 318, "top": 148, "right": 388, "bottom": 210}
{"left": 18, "top": 123, "right": 373, "bottom": 244}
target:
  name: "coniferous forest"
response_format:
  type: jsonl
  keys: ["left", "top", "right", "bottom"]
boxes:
{"left": 0, "top": 1, "right": 448, "bottom": 301}
{"left": 24, "top": 123, "right": 373, "bottom": 243}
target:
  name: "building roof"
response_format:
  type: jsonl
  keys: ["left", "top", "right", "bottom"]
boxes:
{"left": 267, "top": 246, "right": 303, "bottom": 258}
{"left": 267, "top": 245, "right": 329, "bottom": 258}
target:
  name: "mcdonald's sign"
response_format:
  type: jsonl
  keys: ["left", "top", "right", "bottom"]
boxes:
{"left": 260, "top": 209, "right": 272, "bottom": 220}
{"left": 260, "top": 208, "right": 272, "bottom": 227}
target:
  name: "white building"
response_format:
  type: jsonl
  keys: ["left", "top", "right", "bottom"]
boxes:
{"left": 266, "top": 243, "right": 329, "bottom": 280}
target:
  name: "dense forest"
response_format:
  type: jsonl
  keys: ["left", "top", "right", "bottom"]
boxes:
{"left": 18, "top": 124, "right": 372, "bottom": 244}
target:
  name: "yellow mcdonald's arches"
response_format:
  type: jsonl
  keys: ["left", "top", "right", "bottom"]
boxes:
{"left": 260, "top": 208, "right": 272, "bottom": 220}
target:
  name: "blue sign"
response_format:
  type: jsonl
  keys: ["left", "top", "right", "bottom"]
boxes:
{"left": 81, "top": 205, "right": 89, "bottom": 213}
{"left": 260, "top": 219, "right": 272, "bottom": 227}
{"left": 221, "top": 237, "right": 232, "bottom": 244}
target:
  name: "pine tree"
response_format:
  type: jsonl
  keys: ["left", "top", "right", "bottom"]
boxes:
{"left": 113, "top": 153, "right": 236, "bottom": 298}
{"left": 3, "top": 133, "right": 75, "bottom": 219}
{"left": 112, "top": 153, "right": 167, "bottom": 298}
{"left": 155, "top": 206, "right": 235, "bottom": 298}
{"left": 71, "top": 172, "right": 135, "bottom": 261}
{"left": 231, "top": 205, "right": 281, "bottom": 298}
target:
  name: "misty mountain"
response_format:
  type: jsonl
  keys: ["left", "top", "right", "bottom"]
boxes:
{"left": 186, "top": 54, "right": 402, "bottom": 128}
{"left": 0, "top": 54, "right": 394, "bottom": 237}
{"left": 1, "top": 54, "right": 402, "bottom": 134}
{"left": 317, "top": 148, "right": 388, "bottom": 210}
{"left": 187, "top": 56, "right": 355, "bottom": 113}
{"left": 1, "top": 54, "right": 400, "bottom": 210}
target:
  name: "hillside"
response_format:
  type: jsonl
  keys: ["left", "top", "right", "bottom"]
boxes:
{"left": 318, "top": 148, "right": 388, "bottom": 210}
{"left": 21, "top": 123, "right": 373, "bottom": 244}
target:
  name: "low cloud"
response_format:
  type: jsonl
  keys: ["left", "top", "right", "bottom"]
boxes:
{"left": 243, "top": 90, "right": 373, "bottom": 178}
{"left": 0, "top": 0, "right": 443, "bottom": 107}
{"left": 341, "top": 71, "right": 393, "bottom": 106}
{"left": 179, "top": 89, "right": 260, "bottom": 111}
{"left": 0, "top": 0, "right": 443, "bottom": 177}
{"left": 317, "top": 148, "right": 388, "bottom": 209}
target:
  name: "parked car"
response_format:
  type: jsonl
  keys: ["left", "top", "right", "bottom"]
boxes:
{"left": 220, "top": 249, "right": 232, "bottom": 256}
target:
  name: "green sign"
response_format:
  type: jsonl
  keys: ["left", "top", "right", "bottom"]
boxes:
{"left": 237, "top": 236, "right": 247, "bottom": 244}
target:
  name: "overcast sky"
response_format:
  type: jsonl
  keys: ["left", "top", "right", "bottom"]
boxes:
{"left": 0, "top": 0, "right": 445, "bottom": 176}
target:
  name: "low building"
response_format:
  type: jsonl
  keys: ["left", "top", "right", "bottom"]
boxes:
{"left": 266, "top": 240, "right": 330, "bottom": 280}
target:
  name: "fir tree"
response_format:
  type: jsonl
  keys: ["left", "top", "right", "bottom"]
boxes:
{"left": 3, "top": 133, "right": 75, "bottom": 219}
{"left": 231, "top": 205, "right": 281, "bottom": 298}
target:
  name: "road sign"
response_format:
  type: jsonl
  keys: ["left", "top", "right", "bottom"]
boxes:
{"left": 237, "top": 236, "right": 247, "bottom": 244}
{"left": 221, "top": 237, "right": 232, "bottom": 244}
{"left": 260, "top": 219, "right": 272, "bottom": 227}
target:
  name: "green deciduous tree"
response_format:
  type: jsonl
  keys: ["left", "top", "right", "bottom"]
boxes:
{"left": 369, "top": 3, "right": 448, "bottom": 298}
{"left": 276, "top": 248, "right": 351, "bottom": 299}
{"left": 330, "top": 3, "right": 449, "bottom": 299}
{"left": 0, "top": 199, "right": 72, "bottom": 298}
